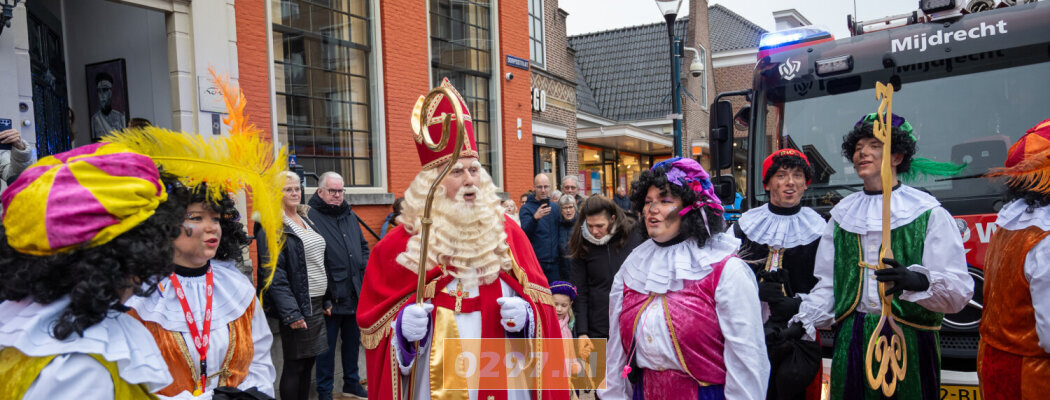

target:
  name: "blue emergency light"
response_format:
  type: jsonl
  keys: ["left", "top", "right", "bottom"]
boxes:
{"left": 758, "top": 26, "right": 833, "bottom": 56}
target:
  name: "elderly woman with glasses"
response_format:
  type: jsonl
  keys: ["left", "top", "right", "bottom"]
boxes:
{"left": 601, "top": 158, "right": 769, "bottom": 400}
{"left": 257, "top": 171, "right": 331, "bottom": 400}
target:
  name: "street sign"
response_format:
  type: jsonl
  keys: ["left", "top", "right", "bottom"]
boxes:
{"left": 506, "top": 55, "right": 530, "bottom": 71}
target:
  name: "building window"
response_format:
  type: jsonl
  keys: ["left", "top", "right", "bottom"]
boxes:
{"left": 272, "top": 0, "right": 375, "bottom": 186}
{"left": 528, "top": 0, "right": 545, "bottom": 69}
{"left": 430, "top": 0, "right": 497, "bottom": 181}
{"left": 698, "top": 45, "right": 708, "bottom": 109}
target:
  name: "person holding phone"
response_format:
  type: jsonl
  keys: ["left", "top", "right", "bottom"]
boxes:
{"left": 0, "top": 124, "right": 33, "bottom": 203}
{"left": 520, "top": 173, "right": 563, "bottom": 283}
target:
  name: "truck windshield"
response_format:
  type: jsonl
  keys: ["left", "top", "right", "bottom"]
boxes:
{"left": 752, "top": 49, "right": 1050, "bottom": 215}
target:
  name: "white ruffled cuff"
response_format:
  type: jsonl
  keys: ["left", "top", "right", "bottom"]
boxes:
{"left": 792, "top": 292, "right": 831, "bottom": 342}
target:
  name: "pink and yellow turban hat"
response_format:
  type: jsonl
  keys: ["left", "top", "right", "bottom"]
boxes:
{"left": 1, "top": 142, "right": 166, "bottom": 255}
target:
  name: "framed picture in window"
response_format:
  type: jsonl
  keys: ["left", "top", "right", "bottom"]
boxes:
{"left": 85, "top": 58, "right": 129, "bottom": 141}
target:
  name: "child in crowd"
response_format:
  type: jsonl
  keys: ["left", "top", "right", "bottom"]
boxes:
{"left": 551, "top": 280, "right": 584, "bottom": 398}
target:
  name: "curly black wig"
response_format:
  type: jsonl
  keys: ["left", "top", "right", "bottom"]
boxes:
{"left": 763, "top": 154, "right": 814, "bottom": 185}
{"left": 0, "top": 174, "right": 190, "bottom": 340}
{"left": 1004, "top": 185, "right": 1050, "bottom": 210}
{"left": 841, "top": 120, "right": 917, "bottom": 174}
{"left": 630, "top": 166, "right": 724, "bottom": 247}
{"left": 186, "top": 185, "right": 251, "bottom": 263}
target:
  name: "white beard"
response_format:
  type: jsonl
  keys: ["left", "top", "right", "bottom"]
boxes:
{"left": 396, "top": 164, "right": 512, "bottom": 291}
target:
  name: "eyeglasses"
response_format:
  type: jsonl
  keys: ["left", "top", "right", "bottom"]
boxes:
{"left": 323, "top": 188, "right": 346, "bottom": 196}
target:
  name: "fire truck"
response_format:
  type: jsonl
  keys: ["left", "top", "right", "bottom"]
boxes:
{"left": 708, "top": 0, "right": 1050, "bottom": 396}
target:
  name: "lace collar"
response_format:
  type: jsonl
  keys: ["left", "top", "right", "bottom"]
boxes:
{"left": 620, "top": 233, "right": 740, "bottom": 294}
{"left": 829, "top": 184, "right": 939, "bottom": 234}
{"left": 737, "top": 204, "right": 825, "bottom": 248}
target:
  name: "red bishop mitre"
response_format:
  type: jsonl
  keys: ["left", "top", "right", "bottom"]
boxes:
{"left": 411, "top": 78, "right": 480, "bottom": 170}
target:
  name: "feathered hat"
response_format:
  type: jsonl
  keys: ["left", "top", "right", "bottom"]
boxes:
{"left": 854, "top": 113, "right": 966, "bottom": 182}
{"left": 410, "top": 78, "right": 479, "bottom": 170}
{"left": 103, "top": 69, "right": 288, "bottom": 292}
{"left": 1, "top": 142, "right": 167, "bottom": 255}
{"left": 986, "top": 118, "right": 1050, "bottom": 194}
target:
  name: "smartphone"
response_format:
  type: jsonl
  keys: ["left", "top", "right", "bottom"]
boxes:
{"left": 540, "top": 198, "right": 550, "bottom": 207}
{"left": 0, "top": 119, "right": 12, "bottom": 150}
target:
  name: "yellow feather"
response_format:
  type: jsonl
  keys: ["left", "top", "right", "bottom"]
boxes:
{"left": 102, "top": 73, "right": 287, "bottom": 296}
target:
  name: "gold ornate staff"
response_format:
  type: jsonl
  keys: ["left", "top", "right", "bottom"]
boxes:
{"left": 410, "top": 86, "right": 468, "bottom": 306}
{"left": 864, "top": 81, "right": 907, "bottom": 396}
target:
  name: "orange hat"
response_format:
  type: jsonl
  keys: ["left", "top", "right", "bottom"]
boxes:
{"left": 410, "top": 78, "right": 479, "bottom": 170}
{"left": 988, "top": 118, "right": 1050, "bottom": 194}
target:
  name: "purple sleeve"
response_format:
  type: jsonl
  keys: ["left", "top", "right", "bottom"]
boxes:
{"left": 396, "top": 306, "right": 431, "bottom": 366}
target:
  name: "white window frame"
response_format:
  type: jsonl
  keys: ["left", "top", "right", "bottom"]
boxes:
{"left": 699, "top": 44, "right": 708, "bottom": 110}
{"left": 528, "top": 0, "right": 546, "bottom": 70}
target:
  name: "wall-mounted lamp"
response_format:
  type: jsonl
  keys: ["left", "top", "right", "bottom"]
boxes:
{"left": 0, "top": 0, "right": 23, "bottom": 38}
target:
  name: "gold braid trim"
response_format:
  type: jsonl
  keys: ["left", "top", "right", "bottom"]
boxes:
{"left": 834, "top": 234, "right": 867, "bottom": 324}
{"left": 172, "top": 331, "right": 202, "bottom": 390}
{"left": 361, "top": 296, "right": 411, "bottom": 350}
{"left": 216, "top": 321, "right": 237, "bottom": 385}
{"left": 661, "top": 295, "right": 711, "bottom": 387}
{"left": 509, "top": 251, "right": 554, "bottom": 306}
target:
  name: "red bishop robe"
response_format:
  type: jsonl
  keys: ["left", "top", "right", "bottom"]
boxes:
{"left": 357, "top": 215, "right": 569, "bottom": 400}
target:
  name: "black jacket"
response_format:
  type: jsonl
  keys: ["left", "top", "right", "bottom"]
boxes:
{"left": 256, "top": 210, "right": 331, "bottom": 326}
{"left": 557, "top": 215, "right": 576, "bottom": 283}
{"left": 570, "top": 226, "right": 646, "bottom": 338}
{"left": 307, "top": 195, "right": 370, "bottom": 315}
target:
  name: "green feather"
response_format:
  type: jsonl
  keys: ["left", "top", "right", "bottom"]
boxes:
{"left": 900, "top": 157, "right": 967, "bottom": 183}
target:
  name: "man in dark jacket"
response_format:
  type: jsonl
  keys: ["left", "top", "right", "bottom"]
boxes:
{"left": 307, "top": 172, "right": 370, "bottom": 400}
{"left": 520, "top": 173, "right": 562, "bottom": 282}
{"left": 612, "top": 186, "right": 634, "bottom": 218}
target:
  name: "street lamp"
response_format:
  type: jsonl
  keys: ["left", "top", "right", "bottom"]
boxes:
{"left": 655, "top": 0, "right": 684, "bottom": 157}
{"left": 0, "top": 0, "right": 22, "bottom": 38}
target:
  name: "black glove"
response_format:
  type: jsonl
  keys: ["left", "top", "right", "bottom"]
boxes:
{"left": 874, "top": 257, "right": 930, "bottom": 296}
{"left": 768, "top": 296, "right": 802, "bottom": 320}
{"left": 213, "top": 387, "right": 274, "bottom": 400}
{"left": 758, "top": 281, "right": 788, "bottom": 303}
{"left": 774, "top": 321, "right": 805, "bottom": 342}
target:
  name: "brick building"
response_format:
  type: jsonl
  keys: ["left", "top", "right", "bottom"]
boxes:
{"left": 528, "top": 0, "right": 577, "bottom": 191}
{"left": 566, "top": 2, "right": 783, "bottom": 196}
{"left": 268, "top": 0, "right": 535, "bottom": 245}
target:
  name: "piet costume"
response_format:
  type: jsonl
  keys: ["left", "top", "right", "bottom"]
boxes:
{"left": 0, "top": 143, "right": 176, "bottom": 398}
{"left": 356, "top": 79, "right": 568, "bottom": 400}
{"left": 602, "top": 158, "right": 769, "bottom": 400}
{"left": 979, "top": 118, "right": 1050, "bottom": 399}
{"left": 734, "top": 149, "right": 824, "bottom": 400}
{"left": 791, "top": 114, "right": 973, "bottom": 400}
{"left": 111, "top": 74, "right": 286, "bottom": 399}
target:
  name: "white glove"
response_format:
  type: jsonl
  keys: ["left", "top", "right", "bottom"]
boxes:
{"left": 399, "top": 303, "right": 434, "bottom": 343}
{"left": 497, "top": 296, "right": 529, "bottom": 333}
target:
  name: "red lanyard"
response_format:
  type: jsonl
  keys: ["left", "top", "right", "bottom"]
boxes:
{"left": 168, "top": 267, "right": 213, "bottom": 395}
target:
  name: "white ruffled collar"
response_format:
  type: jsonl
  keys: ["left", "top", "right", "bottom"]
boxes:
{"left": 125, "top": 260, "right": 255, "bottom": 332}
{"left": 737, "top": 204, "right": 825, "bottom": 248}
{"left": 0, "top": 296, "right": 172, "bottom": 390}
{"left": 996, "top": 199, "right": 1050, "bottom": 231}
{"left": 620, "top": 233, "right": 740, "bottom": 294}
{"left": 830, "top": 184, "right": 940, "bottom": 234}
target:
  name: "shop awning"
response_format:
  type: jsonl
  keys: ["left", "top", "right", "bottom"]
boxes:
{"left": 577, "top": 125, "right": 672, "bottom": 155}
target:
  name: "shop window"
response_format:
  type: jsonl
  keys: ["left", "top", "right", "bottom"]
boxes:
{"left": 430, "top": 0, "right": 498, "bottom": 184}
{"left": 272, "top": 0, "right": 375, "bottom": 186}
{"left": 528, "top": 0, "right": 545, "bottom": 69}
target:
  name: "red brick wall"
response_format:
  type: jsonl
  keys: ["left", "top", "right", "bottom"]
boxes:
{"left": 712, "top": 63, "right": 756, "bottom": 140}
{"left": 235, "top": 0, "right": 272, "bottom": 273}
{"left": 235, "top": 0, "right": 272, "bottom": 141}
{"left": 499, "top": 0, "right": 534, "bottom": 201}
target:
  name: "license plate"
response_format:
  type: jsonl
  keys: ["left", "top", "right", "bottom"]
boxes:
{"left": 940, "top": 385, "right": 980, "bottom": 400}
